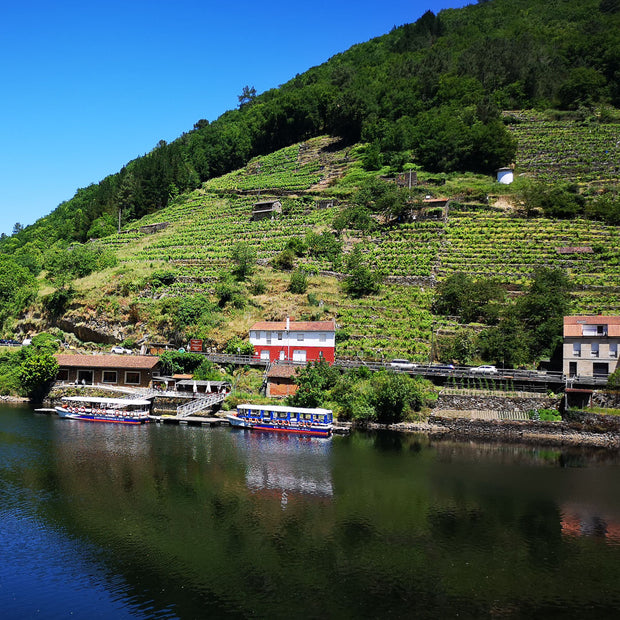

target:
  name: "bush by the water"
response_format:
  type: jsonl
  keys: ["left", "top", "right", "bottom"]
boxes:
{"left": 289, "top": 361, "right": 437, "bottom": 423}
{"left": 528, "top": 408, "right": 562, "bottom": 421}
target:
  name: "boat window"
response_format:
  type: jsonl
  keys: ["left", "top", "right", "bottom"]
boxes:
{"left": 277, "top": 412, "right": 287, "bottom": 419}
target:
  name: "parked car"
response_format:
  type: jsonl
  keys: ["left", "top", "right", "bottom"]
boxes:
{"left": 472, "top": 365, "right": 498, "bottom": 374}
{"left": 390, "top": 359, "right": 418, "bottom": 370}
{"left": 111, "top": 346, "right": 132, "bottom": 355}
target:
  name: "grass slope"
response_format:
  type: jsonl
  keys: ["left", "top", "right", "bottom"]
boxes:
{"left": 48, "top": 117, "right": 620, "bottom": 362}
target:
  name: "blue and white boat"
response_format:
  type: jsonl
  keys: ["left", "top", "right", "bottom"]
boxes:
{"left": 56, "top": 396, "right": 151, "bottom": 425}
{"left": 227, "top": 403, "right": 333, "bottom": 438}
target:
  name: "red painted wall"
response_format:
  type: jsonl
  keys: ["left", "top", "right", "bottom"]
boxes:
{"left": 252, "top": 344, "right": 335, "bottom": 364}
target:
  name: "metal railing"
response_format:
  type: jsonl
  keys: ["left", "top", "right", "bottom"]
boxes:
{"left": 176, "top": 392, "right": 227, "bottom": 418}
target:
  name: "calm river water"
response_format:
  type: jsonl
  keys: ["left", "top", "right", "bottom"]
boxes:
{"left": 2, "top": 405, "right": 620, "bottom": 619}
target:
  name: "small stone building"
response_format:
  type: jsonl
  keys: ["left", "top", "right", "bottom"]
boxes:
{"left": 55, "top": 354, "right": 161, "bottom": 388}
{"left": 266, "top": 364, "right": 299, "bottom": 398}
{"left": 251, "top": 200, "right": 282, "bottom": 221}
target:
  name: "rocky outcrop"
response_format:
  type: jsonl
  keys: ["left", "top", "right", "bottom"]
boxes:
{"left": 425, "top": 416, "right": 620, "bottom": 448}
{"left": 55, "top": 318, "right": 121, "bottom": 344}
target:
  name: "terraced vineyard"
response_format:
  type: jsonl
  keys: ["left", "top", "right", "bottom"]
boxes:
{"left": 506, "top": 111, "right": 620, "bottom": 184}
{"left": 91, "top": 128, "right": 620, "bottom": 360}
{"left": 202, "top": 136, "right": 349, "bottom": 193}
{"left": 439, "top": 208, "right": 620, "bottom": 313}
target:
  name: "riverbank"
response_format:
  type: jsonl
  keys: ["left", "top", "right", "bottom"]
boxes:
{"left": 0, "top": 395, "right": 29, "bottom": 404}
{"left": 356, "top": 411, "right": 620, "bottom": 449}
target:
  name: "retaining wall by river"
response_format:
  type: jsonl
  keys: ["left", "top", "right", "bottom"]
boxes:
{"left": 436, "top": 393, "right": 560, "bottom": 413}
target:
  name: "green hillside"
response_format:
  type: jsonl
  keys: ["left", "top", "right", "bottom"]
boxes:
{"left": 2, "top": 0, "right": 619, "bottom": 252}
{"left": 0, "top": 0, "right": 619, "bottom": 379}
{"left": 24, "top": 118, "right": 616, "bottom": 365}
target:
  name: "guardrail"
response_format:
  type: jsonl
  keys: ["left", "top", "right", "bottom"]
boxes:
{"left": 186, "top": 353, "right": 610, "bottom": 388}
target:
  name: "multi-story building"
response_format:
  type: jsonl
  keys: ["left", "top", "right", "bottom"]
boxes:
{"left": 563, "top": 316, "right": 620, "bottom": 377}
{"left": 249, "top": 318, "right": 336, "bottom": 364}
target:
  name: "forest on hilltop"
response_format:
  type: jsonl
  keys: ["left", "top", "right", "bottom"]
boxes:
{"left": 1, "top": 0, "right": 618, "bottom": 256}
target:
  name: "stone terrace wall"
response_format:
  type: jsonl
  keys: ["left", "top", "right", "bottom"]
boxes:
{"left": 436, "top": 394, "right": 560, "bottom": 413}
{"left": 592, "top": 391, "right": 620, "bottom": 409}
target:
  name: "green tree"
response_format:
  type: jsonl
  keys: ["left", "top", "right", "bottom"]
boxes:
{"left": 224, "top": 336, "right": 254, "bottom": 355}
{"left": 371, "top": 371, "right": 425, "bottom": 424}
{"left": 342, "top": 245, "right": 381, "bottom": 297}
{"left": 0, "top": 255, "right": 37, "bottom": 328}
{"left": 19, "top": 353, "right": 59, "bottom": 402}
{"left": 159, "top": 351, "right": 205, "bottom": 375}
{"left": 478, "top": 312, "right": 531, "bottom": 368}
{"left": 231, "top": 242, "right": 256, "bottom": 280}
{"left": 516, "top": 267, "right": 572, "bottom": 359}
{"left": 288, "top": 360, "right": 340, "bottom": 408}
{"left": 434, "top": 272, "right": 505, "bottom": 323}
{"left": 238, "top": 85, "right": 257, "bottom": 107}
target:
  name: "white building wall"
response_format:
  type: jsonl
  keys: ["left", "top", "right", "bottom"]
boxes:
{"left": 249, "top": 330, "right": 335, "bottom": 348}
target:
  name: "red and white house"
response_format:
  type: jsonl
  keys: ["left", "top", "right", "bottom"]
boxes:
{"left": 249, "top": 318, "right": 336, "bottom": 364}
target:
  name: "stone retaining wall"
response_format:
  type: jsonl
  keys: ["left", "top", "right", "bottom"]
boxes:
{"left": 592, "top": 391, "right": 620, "bottom": 409}
{"left": 436, "top": 394, "right": 560, "bottom": 413}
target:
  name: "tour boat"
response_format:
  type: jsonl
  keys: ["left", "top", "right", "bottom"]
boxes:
{"left": 227, "top": 403, "right": 333, "bottom": 437}
{"left": 56, "top": 396, "right": 151, "bottom": 425}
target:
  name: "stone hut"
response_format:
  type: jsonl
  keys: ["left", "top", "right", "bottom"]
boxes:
{"left": 251, "top": 200, "right": 282, "bottom": 221}
{"left": 266, "top": 364, "right": 298, "bottom": 398}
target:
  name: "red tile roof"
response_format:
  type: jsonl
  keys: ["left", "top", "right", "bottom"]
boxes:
{"left": 564, "top": 316, "right": 620, "bottom": 337}
{"left": 55, "top": 354, "right": 160, "bottom": 370}
{"left": 250, "top": 320, "right": 335, "bottom": 332}
{"left": 267, "top": 364, "right": 299, "bottom": 379}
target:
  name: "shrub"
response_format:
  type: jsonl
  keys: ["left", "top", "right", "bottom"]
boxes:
{"left": 528, "top": 408, "right": 562, "bottom": 421}
{"left": 249, "top": 277, "right": 267, "bottom": 295}
{"left": 224, "top": 336, "right": 254, "bottom": 355}
{"left": 272, "top": 248, "right": 296, "bottom": 271}
{"left": 607, "top": 368, "right": 620, "bottom": 390}
{"left": 289, "top": 269, "right": 308, "bottom": 294}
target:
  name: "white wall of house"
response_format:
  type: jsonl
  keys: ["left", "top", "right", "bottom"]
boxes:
{"left": 249, "top": 330, "right": 335, "bottom": 348}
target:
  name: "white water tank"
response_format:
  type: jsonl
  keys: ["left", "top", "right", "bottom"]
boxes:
{"left": 497, "top": 167, "right": 514, "bottom": 184}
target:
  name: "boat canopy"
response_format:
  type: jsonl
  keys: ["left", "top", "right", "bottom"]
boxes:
{"left": 61, "top": 396, "right": 151, "bottom": 407}
{"left": 237, "top": 403, "right": 332, "bottom": 415}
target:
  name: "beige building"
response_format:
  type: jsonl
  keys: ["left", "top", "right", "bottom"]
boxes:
{"left": 563, "top": 316, "right": 620, "bottom": 377}
{"left": 55, "top": 354, "right": 161, "bottom": 388}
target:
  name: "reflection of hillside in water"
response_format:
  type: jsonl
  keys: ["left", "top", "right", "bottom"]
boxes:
{"left": 229, "top": 430, "right": 333, "bottom": 498}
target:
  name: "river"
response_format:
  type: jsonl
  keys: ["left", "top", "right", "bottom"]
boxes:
{"left": 1, "top": 405, "right": 620, "bottom": 618}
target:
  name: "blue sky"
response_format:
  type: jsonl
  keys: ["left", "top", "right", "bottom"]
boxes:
{"left": 0, "top": 0, "right": 469, "bottom": 237}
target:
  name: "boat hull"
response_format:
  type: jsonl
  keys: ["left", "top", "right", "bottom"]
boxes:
{"left": 56, "top": 407, "right": 149, "bottom": 425}
{"left": 226, "top": 414, "right": 331, "bottom": 437}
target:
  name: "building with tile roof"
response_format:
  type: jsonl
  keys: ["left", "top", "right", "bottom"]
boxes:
{"left": 563, "top": 316, "right": 620, "bottom": 377}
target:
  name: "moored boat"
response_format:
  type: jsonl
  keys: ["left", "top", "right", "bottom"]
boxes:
{"left": 55, "top": 396, "right": 151, "bottom": 425}
{"left": 226, "top": 403, "right": 333, "bottom": 437}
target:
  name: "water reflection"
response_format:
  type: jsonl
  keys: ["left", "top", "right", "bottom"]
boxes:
{"left": 228, "top": 429, "right": 333, "bottom": 498}
{"left": 3, "top": 410, "right": 620, "bottom": 618}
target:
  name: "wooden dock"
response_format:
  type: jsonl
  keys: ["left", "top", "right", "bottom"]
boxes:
{"left": 149, "top": 415, "right": 230, "bottom": 427}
